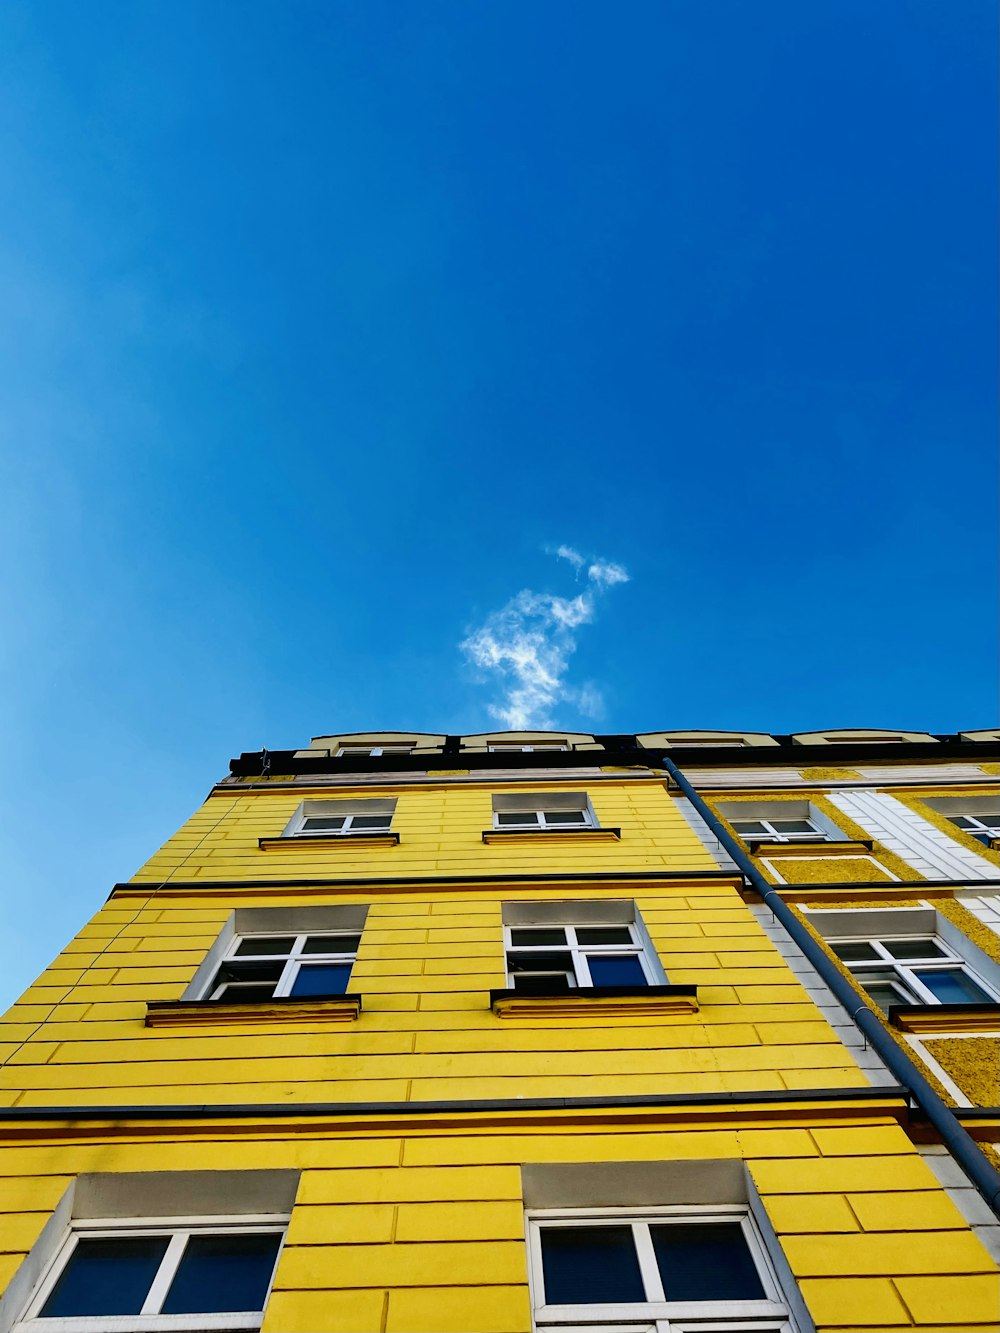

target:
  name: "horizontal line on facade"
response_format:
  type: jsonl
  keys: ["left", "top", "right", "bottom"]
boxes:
{"left": 771, "top": 880, "right": 1000, "bottom": 892}
{"left": 0, "top": 1085, "right": 910, "bottom": 1124}
{"left": 111, "top": 869, "right": 746, "bottom": 897}
{"left": 229, "top": 741, "right": 999, "bottom": 778}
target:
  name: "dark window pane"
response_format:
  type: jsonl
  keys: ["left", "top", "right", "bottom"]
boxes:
{"left": 497, "top": 811, "right": 540, "bottom": 826}
{"left": 576, "top": 927, "right": 633, "bottom": 946}
{"left": 289, "top": 963, "right": 353, "bottom": 997}
{"left": 510, "top": 928, "right": 567, "bottom": 947}
{"left": 650, "top": 1223, "right": 765, "bottom": 1301}
{"left": 218, "top": 984, "right": 279, "bottom": 1003}
{"left": 543, "top": 810, "right": 588, "bottom": 825}
{"left": 162, "top": 1233, "right": 282, "bottom": 1314}
{"left": 349, "top": 816, "right": 391, "bottom": 831}
{"left": 732, "top": 821, "right": 768, "bottom": 835}
{"left": 509, "top": 951, "right": 571, "bottom": 973}
{"left": 41, "top": 1236, "right": 170, "bottom": 1317}
{"left": 300, "top": 817, "right": 346, "bottom": 831}
{"left": 512, "top": 973, "right": 572, "bottom": 993}
{"left": 950, "top": 816, "right": 977, "bottom": 829}
{"left": 234, "top": 938, "right": 295, "bottom": 957}
{"left": 301, "top": 935, "right": 361, "bottom": 955}
{"left": 771, "top": 820, "right": 816, "bottom": 834}
{"left": 216, "top": 961, "right": 285, "bottom": 988}
{"left": 830, "top": 941, "right": 880, "bottom": 962}
{"left": 883, "top": 939, "right": 946, "bottom": 961}
{"left": 541, "top": 1226, "right": 645, "bottom": 1304}
{"left": 914, "top": 969, "right": 992, "bottom": 1004}
{"left": 587, "top": 954, "right": 648, "bottom": 987}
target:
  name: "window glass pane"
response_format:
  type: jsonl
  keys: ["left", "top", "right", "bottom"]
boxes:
{"left": 512, "top": 973, "right": 572, "bottom": 993}
{"left": 301, "top": 934, "right": 361, "bottom": 955}
{"left": 544, "top": 810, "right": 589, "bottom": 825}
{"left": 576, "top": 927, "right": 633, "bottom": 946}
{"left": 650, "top": 1222, "right": 765, "bottom": 1301}
{"left": 41, "top": 1236, "right": 170, "bottom": 1317}
{"left": 300, "top": 817, "right": 346, "bottom": 831}
{"left": 510, "top": 928, "right": 567, "bottom": 947}
{"left": 509, "top": 951, "right": 570, "bottom": 972}
{"left": 497, "top": 812, "right": 540, "bottom": 826}
{"left": 913, "top": 969, "right": 992, "bottom": 1005}
{"left": 162, "top": 1232, "right": 282, "bottom": 1314}
{"left": 830, "top": 940, "right": 881, "bottom": 962}
{"left": 883, "top": 939, "right": 946, "bottom": 961}
{"left": 348, "top": 816, "right": 392, "bottom": 831}
{"left": 950, "top": 816, "right": 977, "bottom": 829}
{"left": 770, "top": 819, "right": 816, "bottom": 834}
{"left": 234, "top": 938, "right": 295, "bottom": 957}
{"left": 862, "top": 982, "right": 903, "bottom": 1012}
{"left": 732, "top": 821, "right": 768, "bottom": 835}
{"left": 218, "top": 961, "right": 285, "bottom": 984}
{"left": 289, "top": 963, "right": 353, "bottom": 997}
{"left": 218, "top": 984, "right": 279, "bottom": 1004}
{"left": 587, "top": 954, "right": 648, "bottom": 987}
{"left": 540, "top": 1226, "right": 645, "bottom": 1304}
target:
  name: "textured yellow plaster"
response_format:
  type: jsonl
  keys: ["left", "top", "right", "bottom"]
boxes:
{"left": 787, "top": 902, "right": 958, "bottom": 1107}
{"left": 923, "top": 1037, "right": 1000, "bottom": 1106}
{"left": 799, "top": 767, "right": 863, "bottom": 781}
{"left": 766, "top": 857, "right": 896, "bottom": 884}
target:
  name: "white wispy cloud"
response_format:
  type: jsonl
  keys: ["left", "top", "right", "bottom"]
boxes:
{"left": 460, "top": 550, "right": 630, "bottom": 729}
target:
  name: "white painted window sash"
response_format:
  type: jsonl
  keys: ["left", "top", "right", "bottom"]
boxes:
{"left": 493, "top": 809, "right": 593, "bottom": 830}
{"left": 504, "top": 924, "right": 654, "bottom": 988}
{"left": 21, "top": 1217, "right": 287, "bottom": 1329}
{"left": 527, "top": 1208, "right": 791, "bottom": 1329}
{"left": 207, "top": 933, "right": 359, "bottom": 1000}
{"left": 833, "top": 935, "right": 1000, "bottom": 1006}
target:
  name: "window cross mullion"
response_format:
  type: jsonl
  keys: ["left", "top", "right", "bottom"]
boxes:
{"left": 632, "top": 1221, "right": 665, "bottom": 1303}
{"left": 142, "top": 1230, "right": 188, "bottom": 1314}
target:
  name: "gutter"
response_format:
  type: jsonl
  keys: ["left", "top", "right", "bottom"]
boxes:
{"left": 663, "top": 758, "right": 1000, "bottom": 1219}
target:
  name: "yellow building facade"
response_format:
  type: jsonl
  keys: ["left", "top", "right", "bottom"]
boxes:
{"left": 0, "top": 728, "right": 998, "bottom": 1332}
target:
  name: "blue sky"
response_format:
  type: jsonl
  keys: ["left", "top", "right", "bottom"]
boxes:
{"left": 0, "top": 1, "right": 995, "bottom": 1008}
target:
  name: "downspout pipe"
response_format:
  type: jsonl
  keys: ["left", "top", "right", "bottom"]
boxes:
{"left": 662, "top": 757, "right": 1000, "bottom": 1219}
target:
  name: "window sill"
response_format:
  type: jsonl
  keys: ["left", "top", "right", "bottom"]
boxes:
{"left": 888, "top": 1003, "right": 1000, "bottom": 1034}
{"left": 258, "top": 833, "right": 399, "bottom": 850}
{"left": 746, "top": 837, "right": 873, "bottom": 855}
{"left": 145, "top": 995, "right": 362, "bottom": 1027}
{"left": 482, "top": 827, "right": 621, "bottom": 845}
{"left": 489, "top": 985, "right": 698, "bottom": 1019}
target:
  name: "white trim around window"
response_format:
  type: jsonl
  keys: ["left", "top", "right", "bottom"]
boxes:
{"left": 527, "top": 1206, "right": 795, "bottom": 1332}
{"left": 16, "top": 1214, "right": 287, "bottom": 1333}
{"left": 504, "top": 922, "right": 658, "bottom": 990}
{"left": 201, "top": 932, "right": 360, "bottom": 1002}
{"left": 827, "top": 934, "right": 1000, "bottom": 1009}
{"left": 280, "top": 798, "right": 396, "bottom": 839}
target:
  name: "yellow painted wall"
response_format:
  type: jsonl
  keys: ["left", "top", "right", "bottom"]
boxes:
{"left": 0, "top": 1114, "right": 995, "bottom": 1331}
{"left": 130, "top": 780, "right": 720, "bottom": 882}
{"left": 2, "top": 775, "right": 998, "bottom": 1332}
{"left": 0, "top": 881, "right": 866, "bottom": 1106}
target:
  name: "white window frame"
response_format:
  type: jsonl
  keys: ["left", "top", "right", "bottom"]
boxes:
{"left": 504, "top": 923, "right": 657, "bottom": 989}
{"left": 730, "top": 817, "right": 829, "bottom": 843}
{"left": 202, "top": 932, "right": 360, "bottom": 1001}
{"left": 17, "top": 1213, "right": 287, "bottom": 1333}
{"left": 295, "top": 812, "right": 393, "bottom": 836}
{"left": 527, "top": 1206, "right": 794, "bottom": 1332}
{"left": 494, "top": 808, "right": 595, "bottom": 831}
{"left": 828, "top": 934, "right": 1000, "bottom": 1007}
{"left": 947, "top": 813, "right": 1000, "bottom": 843}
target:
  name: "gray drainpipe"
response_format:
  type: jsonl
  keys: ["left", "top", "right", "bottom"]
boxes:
{"left": 662, "top": 757, "right": 1000, "bottom": 1219}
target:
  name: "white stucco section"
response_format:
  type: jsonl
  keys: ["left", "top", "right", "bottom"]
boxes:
{"left": 957, "top": 890, "right": 1000, "bottom": 940}
{"left": 825, "top": 790, "right": 1000, "bottom": 881}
